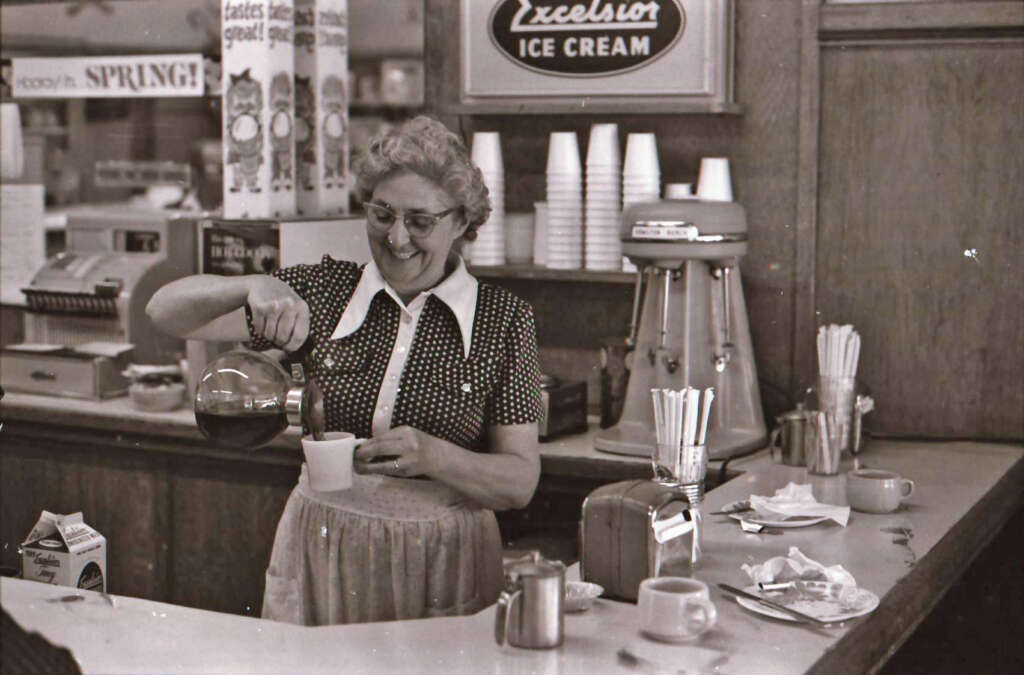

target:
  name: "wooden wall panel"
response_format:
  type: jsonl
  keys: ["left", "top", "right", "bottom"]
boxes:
{"left": 0, "top": 431, "right": 169, "bottom": 600}
{"left": 816, "top": 40, "right": 1024, "bottom": 438}
{"left": 168, "top": 458, "right": 295, "bottom": 616}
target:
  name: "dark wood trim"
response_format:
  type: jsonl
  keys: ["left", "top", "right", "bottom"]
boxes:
{"left": 469, "top": 264, "right": 635, "bottom": 285}
{"left": 808, "top": 452, "right": 1024, "bottom": 675}
{"left": 441, "top": 101, "right": 744, "bottom": 116}
{"left": 793, "top": 0, "right": 822, "bottom": 395}
{"left": 819, "top": 0, "right": 1024, "bottom": 37}
{"left": 0, "top": 420, "right": 302, "bottom": 469}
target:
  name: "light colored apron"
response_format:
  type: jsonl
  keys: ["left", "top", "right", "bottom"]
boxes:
{"left": 262, "top": 465, "right": 504, "bottom": 625}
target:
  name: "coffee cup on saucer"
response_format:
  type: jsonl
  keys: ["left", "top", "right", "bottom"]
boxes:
{"left": 846, "top": 468, "right": 915, "bottom": 513}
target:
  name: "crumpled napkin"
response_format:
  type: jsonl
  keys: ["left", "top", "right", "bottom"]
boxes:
{"left": 749, "top": 482, "right": 850, "bottom": 526}
{"left": 742, "top": 546, "right": 857, "bottom": 587}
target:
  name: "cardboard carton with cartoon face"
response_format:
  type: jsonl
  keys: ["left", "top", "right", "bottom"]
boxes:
{"left": 294, "top": 0, "right": 349, "bottom": 216}
{"left": 222, "top": 0, "right": 297, "bottom": 218}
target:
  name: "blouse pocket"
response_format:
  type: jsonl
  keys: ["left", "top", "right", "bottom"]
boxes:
{"left": 429, "top": 357, "right": 499, "bottom": 408}
{"left": 315, "top": 340, "right": 369, "bottom": 376}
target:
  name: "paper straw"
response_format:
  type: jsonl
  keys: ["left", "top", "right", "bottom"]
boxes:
{"left": 651, "top": 389, "right": 664, "bottom": 444}
{"left": 697, "top": 388, "right": 714, "bottom": 445}
{"left": 672, "top": 389, "right": 683, "bottom": 451}
{"left": 684, "top": 387, "right": 700, "bottom": 446}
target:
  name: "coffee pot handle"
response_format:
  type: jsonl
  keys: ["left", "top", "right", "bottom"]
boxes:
{"left": 494, "top": 588, "right": 520, "bottom": 646}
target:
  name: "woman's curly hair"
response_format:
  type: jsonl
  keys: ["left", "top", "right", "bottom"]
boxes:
{"left": 354, "top": 116, "right": 491, "bottom": 242}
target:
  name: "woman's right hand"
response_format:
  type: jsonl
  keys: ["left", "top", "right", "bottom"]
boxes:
{"left": 247, "top": 276, "right": 310, "bottom": 352}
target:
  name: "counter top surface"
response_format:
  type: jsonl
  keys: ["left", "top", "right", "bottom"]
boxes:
{"left": 3, "top": 438, "right": 1021, "bottom": 674}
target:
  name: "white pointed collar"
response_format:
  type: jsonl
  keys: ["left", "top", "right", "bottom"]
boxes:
{"left": 329, "top": 256, "right": 478, "bottom": 358}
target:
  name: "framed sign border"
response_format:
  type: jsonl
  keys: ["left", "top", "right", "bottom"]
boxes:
{"left": 446, "top": 0, "right": 740, "bottom": 115}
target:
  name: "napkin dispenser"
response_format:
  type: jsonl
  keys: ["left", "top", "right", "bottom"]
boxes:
{"left": 580, "top": 479, "right": 698, "bottom": 601}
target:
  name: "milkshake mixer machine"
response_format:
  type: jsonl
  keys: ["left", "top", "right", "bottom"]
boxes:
{"left": 594, "top": 199, "right": 766, "bottom": 462}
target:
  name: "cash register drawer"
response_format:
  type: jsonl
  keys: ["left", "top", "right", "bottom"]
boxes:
{"left": 0, "top": 350, "right": 129, "bottom": 399}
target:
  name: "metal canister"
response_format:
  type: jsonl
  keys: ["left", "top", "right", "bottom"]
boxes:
{"left": 494, "top": 552, "right": 565, "bottom": 649}
{"left": 769, "top": 405, "right": 809, "bottom": 466}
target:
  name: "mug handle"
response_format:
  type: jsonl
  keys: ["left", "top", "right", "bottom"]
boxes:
{"left": 494, "top": 588, "right": 519, "bottom": 646}
{"left": 900, "top": 479, "right": 915, "bottom": 499}
{"left": 683, "top": 597, "right": 718, "bottom": 636}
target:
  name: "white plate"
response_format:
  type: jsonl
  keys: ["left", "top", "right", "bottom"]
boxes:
{"left": 729, "top": 512, "right": 830, "bottom": 528}
{"left": 734, "top": 582, "right": 879, "bottom": 623}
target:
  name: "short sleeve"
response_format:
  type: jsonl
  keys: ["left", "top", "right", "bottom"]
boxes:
{"left": 487, "top": 298, "right": 543, "bottom": 426}
{"left": 245, "top": 263, "right": 319, "bottom": 351}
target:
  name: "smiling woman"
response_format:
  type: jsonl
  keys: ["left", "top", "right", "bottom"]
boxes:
{"left": 145, "top": 115, "right": 544, "bottom": 626}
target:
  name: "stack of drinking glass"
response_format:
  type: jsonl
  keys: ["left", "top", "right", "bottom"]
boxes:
{"left": 545, "top": 132, "right": 584, "bottom": 269}
{"left": 583, "top": 123, "right": 623, "bottom": 271}
{"left": 468, "top": 131, "right": 505, "bottom": 266}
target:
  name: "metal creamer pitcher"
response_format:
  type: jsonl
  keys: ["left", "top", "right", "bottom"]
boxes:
{"left": 494, "top": 552, "right": 565, "bottom": 649}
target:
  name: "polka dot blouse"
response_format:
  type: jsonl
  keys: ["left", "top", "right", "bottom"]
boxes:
{"left": 246, "top": 256, "right": 543, "bottom": 451}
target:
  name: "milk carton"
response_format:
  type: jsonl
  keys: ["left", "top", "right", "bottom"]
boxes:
{"left": 22, "top": 511, "right": 107, "bottom": 592}
{"left": 221, "top": 0, "right": 297, "bottom": 219}
{"left": 293, "top": 0, "right": 350, "bottom": 216}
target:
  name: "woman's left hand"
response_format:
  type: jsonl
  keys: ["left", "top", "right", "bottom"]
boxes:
{"left": 354, "top": 426, "right": 434, "bottom": 477}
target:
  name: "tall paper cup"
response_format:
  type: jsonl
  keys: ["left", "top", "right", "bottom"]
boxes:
{"left": 471, "top": 132, "right": 504, "bottom": 175}
{"left": 302, "top": 431, "right": 363, "bottom": 492}
{"left": 546, "top": 132, "right": 582, "bottom": 175}
{"left": 533, "top": 201, "right": 549, "bottom": 266}
{"left": 623, "top": 133, "right": 660, "bottom": 177}
{"left": 696, "top": 157, "right": 733, "bottom": 201}
{"left": 1, "top": 103, "right": 25, "bottom": 180}
{"left": 505, "top": 212, "right": 534, "bottom": 264}
{"left": 586, "top": 123, "right": 620, "bottom": 167}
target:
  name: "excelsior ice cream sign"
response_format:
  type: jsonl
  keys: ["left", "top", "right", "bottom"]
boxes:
{"left": 488, "top": 0, "right": 685, "bottom": 76}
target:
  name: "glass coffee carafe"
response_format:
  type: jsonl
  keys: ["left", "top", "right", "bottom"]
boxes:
{"left": 194, "top": 349, "right": 322, "bottom": 449}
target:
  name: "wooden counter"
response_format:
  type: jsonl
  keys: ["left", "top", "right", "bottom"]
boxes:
{"left": 0, "top": 393, "right": 656, "bottom": 613}
{"left": 3, "top": 438, "right": 1021, "bottom": 674}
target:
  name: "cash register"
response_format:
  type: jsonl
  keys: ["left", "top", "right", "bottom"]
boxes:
{"left": 1, "top": 206, "right": 198, "bottom": 398}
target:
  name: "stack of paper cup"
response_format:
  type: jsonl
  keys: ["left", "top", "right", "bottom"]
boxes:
{"left": 533, "top": 201, "right": 549, "bottom": 267}
{"left": 584, "top": 123, "right": 623, "bottom": 271}
{"left": 1, "top": 104, "right": 25, "bottom": 180}
{"left": 696, "top": 157, "right": 733, "bottom": 202}
{"left": 545, "top": 132, "right": 584, "bottom": 269}
{"left": 622, "top": 133, "right": 661, "bottom": 209}
{"left": 469, "top": 131, "right": 506, "bottom": 265}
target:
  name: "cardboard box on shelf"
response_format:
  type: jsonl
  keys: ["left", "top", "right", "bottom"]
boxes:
{"left": 294, "top": 0, "right": 350, "bottom": 217}
{"left": 221, "top": 0, "right": 297, "bottom": 219}
{"left": 22, "top": 511, "right": 107, "bottom": 592}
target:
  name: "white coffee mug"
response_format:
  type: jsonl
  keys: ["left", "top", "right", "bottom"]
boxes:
{"left": 846, "top": 468, "right": 915, "bottom": 513}
{"left": 637, "top": 577, "right": 717, "bottom": 643}
{"left": 302, "top": 432, "right": 365, "bottom": 492}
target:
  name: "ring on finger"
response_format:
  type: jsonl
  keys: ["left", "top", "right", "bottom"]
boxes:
{"left": 392, "top": 458, "right": 400, "bottom": 473}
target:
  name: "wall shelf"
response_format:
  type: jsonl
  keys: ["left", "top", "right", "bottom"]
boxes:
{"left": 467, "top": 263, "right": 634, "bottom": 284}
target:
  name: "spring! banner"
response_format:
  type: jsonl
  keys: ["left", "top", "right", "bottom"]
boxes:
{"left": 12, "top": 54, "right": 205, "bottom": 98}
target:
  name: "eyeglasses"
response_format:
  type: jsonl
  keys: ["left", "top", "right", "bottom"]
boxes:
{"left": 362, "top": 201, "right": 461, "bottom": 238}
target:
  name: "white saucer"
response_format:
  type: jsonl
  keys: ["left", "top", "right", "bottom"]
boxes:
{"left": 729, "top": 512, "right": 830, "bottom": 528}
{"left": 733, "top": 583, "right": 879, "bottom": 623}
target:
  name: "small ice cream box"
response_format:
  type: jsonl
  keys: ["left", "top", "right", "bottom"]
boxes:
{"left": 22, "top": 511, "right": 107, "bottom": 592}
